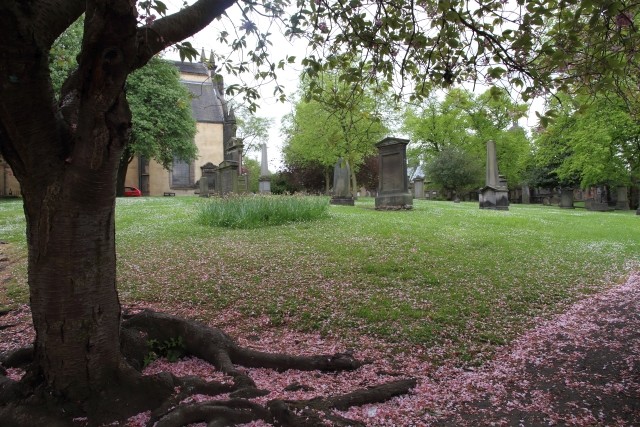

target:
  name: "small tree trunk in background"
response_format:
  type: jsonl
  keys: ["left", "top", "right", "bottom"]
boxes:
{"left": 350, "top": 167, "right": 358, "bottom": 200}
{"left": 325, "top": 169, "right": 331, "bottom": 195}
{"left": 116, "top": 147, "right": 134, "bottom": 197}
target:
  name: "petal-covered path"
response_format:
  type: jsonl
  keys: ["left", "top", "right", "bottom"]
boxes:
{"left": 1, "top": 271, "right": 639, "bottom": 426}
{"left": 428, "top": 271, "right": 640, "bottom": 426}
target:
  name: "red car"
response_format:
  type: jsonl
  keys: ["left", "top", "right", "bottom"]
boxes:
{"left": 123, "top": 186, "right": 142, "bottom": 197}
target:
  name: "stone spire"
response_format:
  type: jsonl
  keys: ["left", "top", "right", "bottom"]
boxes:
{"left": 258, "top": 143, "right": 271, "bottom": 194}
{"left": 485, "top": 140, "right": 499, "bottom": 188}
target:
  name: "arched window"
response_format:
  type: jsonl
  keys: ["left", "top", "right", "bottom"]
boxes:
{"left": 171, "top": 156, "right": 194, "bottom": 188}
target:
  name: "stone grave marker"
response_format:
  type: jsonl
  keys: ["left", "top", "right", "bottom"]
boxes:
{"left": 375, "top": 137, "right": 412, "bottom": 210}
{"left": 330, "top": 158, "right": 354, "bottom": 206}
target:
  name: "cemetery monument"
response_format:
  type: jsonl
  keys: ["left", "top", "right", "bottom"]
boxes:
{"left": 479, "top": 140, "right": 509, "bottom": 210}
{"left": 375, "top": 137, "right": 413, "bottom": 210}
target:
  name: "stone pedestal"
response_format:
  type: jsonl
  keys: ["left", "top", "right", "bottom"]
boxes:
{"left": 259, "top": 176, "right": 271, "bottom": 194}
{"left": 586, "top": 186, "right": 613, "bottom": 211}
{"left": 479, "top": 187, "right": 509, "bottom": 210}
{"left": 559, "top": 188, "right": 574, "bottom": 209}
{"left": 199, "top": 178, "right": 209, "bottom": 197}
{"left": 375, "top": 137, "right": 412, "bottom": 210}
{"left": 616, "top": 186, "right": 630, "bottom": 210}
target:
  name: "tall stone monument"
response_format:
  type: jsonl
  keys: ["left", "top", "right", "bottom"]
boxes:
{"left": 259, "top": 143, "right": 271, "bottom": 194}
{"left": 330, "top": 158, "right": 354, "bottom": 205}
{"left": 375, "top": 137, "right": 413, "bottom": 210}
{"left": 479, "top": 140, "right": 509, "bottom": 210}
{"left": 216, "top": 107, "right": 244, "bottom": 195}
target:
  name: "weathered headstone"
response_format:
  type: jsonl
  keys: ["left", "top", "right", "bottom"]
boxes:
{"left": 330, "top": 158, "right": 354, "bottom": 206}
{"left": 217, "top": 162, "right": 239, "bottom": 195}
{"left": 375, "top": 137, "right": 412, "bottom": 210}
{"left": 616, "top": 186, "right": 630, "bottom": 210}
{"left": 586, "top": 186, "right": 613, "bottom": 211}
{"left": 199, "top": 162, "right": 217, "bottom": 196}
{"left": 521, "top": 185, "right": 530, "bottom": 204}
{"left": 559, "top": 188, "right": 574, "bottom": 209}
{"left": 259, "top": 143, "right": 271, "bottom": 194}
{"left": 413, "top": 177, "right": 425, "bottom": 199}
{"left": 479, "top": 140, "right": 509, "bottom": 210}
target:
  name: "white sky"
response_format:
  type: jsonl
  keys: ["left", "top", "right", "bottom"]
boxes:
{"left": 160, "top": 0, "right": 545, "bottom": 170}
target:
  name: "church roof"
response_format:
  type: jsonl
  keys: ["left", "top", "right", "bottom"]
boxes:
{"left": 182, "top": 81, "right": 225, "bottom": 123}
{"left": 170, "top": 60, "right": 225, "bottom": 124}
{"left": 172, "top": 60, "right": 209, "bottom": 76}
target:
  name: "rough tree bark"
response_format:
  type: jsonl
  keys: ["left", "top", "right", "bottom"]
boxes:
{"left": 0, "top": 0, "right": 234, "bottom": 420}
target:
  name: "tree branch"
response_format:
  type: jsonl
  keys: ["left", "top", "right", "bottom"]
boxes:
{"left": 32, "top": 0, "right": 85, "bottom": 49}
{"left": 134, "top": 0, "right": 237, "bottom": 69}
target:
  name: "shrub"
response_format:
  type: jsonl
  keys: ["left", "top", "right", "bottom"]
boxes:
{"left": 197, "top": 195, "right": 329, "bottom": 229}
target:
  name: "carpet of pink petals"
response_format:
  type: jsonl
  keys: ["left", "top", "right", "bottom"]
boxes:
{"left": 2, "top": 272, "right": 639, "bottom": 426}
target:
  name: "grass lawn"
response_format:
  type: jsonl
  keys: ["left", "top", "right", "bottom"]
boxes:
{"left": 1, "top": 196, "right": 639, "bottom": 365}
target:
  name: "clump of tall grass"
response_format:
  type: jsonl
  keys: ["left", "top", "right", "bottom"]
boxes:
{"left": 197, "top": 195, "right": 330, "bottom": 228}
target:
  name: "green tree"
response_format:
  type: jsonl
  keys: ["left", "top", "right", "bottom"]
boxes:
{"left": 404, "top": 88, "right": 531, "bottom": 187}
{"left": 283, "top": 71, "right": 388, "bottom": 194}
{"left": 236, "top": 108, "right": 273, "bottom": 154}
{"left": 425, "top": 147, "right": 483, "bottom": 199}
{"left": 534, "top": 94, "right": 640, "bottom": 189}
{"left": 243, "top": 157, "right": 261, "bottom": 192}
{"left": 403, "top": 89, "right": 474, "bottom": 164}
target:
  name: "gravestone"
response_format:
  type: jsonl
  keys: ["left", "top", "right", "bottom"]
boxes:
{"left": 330, "top": 158, "right": 354, "bottom": 206}
{"left": 199, "top": 162, "right": 217, "bottom": 197}
{"left": 586, "top": 186, "right": 613, "bottom": 211}
{"left": 521, "top": 185, "right": 531, "bottom": 204}
{"left": 375, "top": 137, "right": 412, "bottom": 210}
{"left": 218, "top": 162, "right": 239, "bottom": 195}
{"left": 479, "top": 140, "right": 509, "bottom": 210}
{"left": 259, "top": 143, "right": 271, "bottom": 194}
{"left": 413, "top": 177, "right": 425, "bottom": 199}
{"left": 616, "top": 186, "right": 630, "bottom": 210}
{"left": 559, "top": 188, "right": 574, "bottom": 209}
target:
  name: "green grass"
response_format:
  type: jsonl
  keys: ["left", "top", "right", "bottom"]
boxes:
{"left": 1, "top": 196, "right": 639, "bottom": 364}
{"left": 197, "top": 195, "right": 330, "bottom": 229}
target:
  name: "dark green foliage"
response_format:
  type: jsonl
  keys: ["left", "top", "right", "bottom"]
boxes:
{"left": 126, "top": 58, "right": 197, "bottom": 169}
{"left": 426, "top": 147, "right": 483, "bottom": 196}
{"left": 144, "top": 336, "right": 186, "bottom": 367}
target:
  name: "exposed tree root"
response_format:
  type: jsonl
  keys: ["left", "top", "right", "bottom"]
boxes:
{"left": 1, "top": 309, "right": 416, "bottom": 426}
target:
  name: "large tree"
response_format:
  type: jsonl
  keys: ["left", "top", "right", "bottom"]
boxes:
{"left": 283, "top": 72, "right": 388, "bottom": 195}
{"left": 404, "top": 88, "right": 531, "bottom": 187}
{"left": 533, "top": 94, "right": 640, "bottom": 189}
{"left": 1, "top": 0, "right": 637, "bottom": 424}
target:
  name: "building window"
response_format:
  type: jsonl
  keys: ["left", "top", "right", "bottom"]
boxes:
{"left": 171, "top": 157, "right": 194, "bottom": 188}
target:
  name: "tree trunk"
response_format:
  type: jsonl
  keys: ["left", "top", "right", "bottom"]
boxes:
{"left": 21, "top": 109, "right": 126, "bottom": 402}
{"left": 116, "top": 147, "right": 134, "bottom": 197}
{"left": 325, "top": 169, "right": 331, "bottom": 195}
{"left": 350, "top": 166, "right": 358, "bottom": 199}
